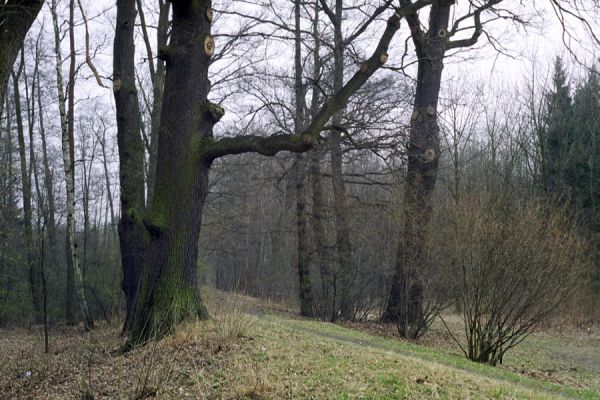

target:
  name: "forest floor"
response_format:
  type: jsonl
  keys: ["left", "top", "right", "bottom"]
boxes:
{"left": 1, "top": 290, "right": 599, "bottom": 399}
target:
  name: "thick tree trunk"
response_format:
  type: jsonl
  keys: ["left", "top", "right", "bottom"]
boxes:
{"left": 123, "top": 0, "right": 408, "bottom": 344}
{"left": 113, "top": 0, "right": 147, "bottom": 334}
{"left": 382, "top": 3, "right": 449, "bottom": 336}
{"left": 128, "top": 0, "right": 216, "bottom": 345}
{"left": 330, "top": 129, "right": 354, "bottom": 319}
{"left": 0, "top": 0, "right": 44, "bottom": 118}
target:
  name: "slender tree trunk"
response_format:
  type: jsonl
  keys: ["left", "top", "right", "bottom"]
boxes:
{"left": 36, "top": 66, "right": 57, "bottom": 253}
{"left": 64, "top": 0, "right": 94, "bottom": 330}
{"left": 50, "top": 0, "right": 76, "bottom": 324}
{"left": 35, "top": 174, "right": 50, "bottom": 352}
{"left": 0, "top": 0, "right": 44, "bottom": 118}
{"left": 307, "top": 4, "right": 332, "bottom": 320}
{"left": 136, "top": 0, "right": 169, "bottom": 203}
{"left": 68, "top": 40, "right": 95, "bottom": 329}
{"left": 96, "top": 125, "right": 116, "bottom": 228}
{"left": 382, "top": 4, "right": 449, "bottom": 336}
{"left": 12, "top": 60, "right": 41, "bottom": 322}
{"left": 80, "top": 139, "right": 89, "bottom": 278}
{"left": 41, "top": 227, "right": 49, "bottom": 353}
{"left": 25, "top": 51, "right": 48, "bottom": 324}
{"left": 329, "top": 0, "right": 355, "bottom": 320}
{"left": 113, "top": 0, "right": 148, "bottom": 334}
{"left": 293, "top": 0, "right": 313, "bottom": 317}
{"left": 1, "top": 93, "right": 13, "bottom": 208}
{"left": 295, "top": 153, "right": 313, "bottom": 316}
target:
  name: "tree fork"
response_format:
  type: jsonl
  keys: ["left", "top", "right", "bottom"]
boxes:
{"left": 121, "top": 0, "right": 429, "bottom": 345}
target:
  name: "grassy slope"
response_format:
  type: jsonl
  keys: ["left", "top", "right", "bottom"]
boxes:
{"left": 1, "top": 294, "right": 599, "bottom": 399}
{"left": 211, "top": 314, "right": 599, "bottom": 400}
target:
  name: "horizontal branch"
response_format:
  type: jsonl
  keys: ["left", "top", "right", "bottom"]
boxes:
{"left": 204, "top": 0, "right": 432, "bottom": 162}
{"left": 205, "top": 133, "right": 312, "bottom": 158}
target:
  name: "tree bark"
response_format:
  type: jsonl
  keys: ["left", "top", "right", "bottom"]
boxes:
{"left": 382, "top": 2, "right": 450, "bottom": 336}
{"left": 295, "top": 153, "right": 313, "bottom": 316}
{"left": 127, "top": 0, "right": 217, "bottom": 345}
{"left": 307, "top": 3, "right": 333, "bottom": 320}
{"left": 113, "top": 0, "right": 148, "bottom": 334}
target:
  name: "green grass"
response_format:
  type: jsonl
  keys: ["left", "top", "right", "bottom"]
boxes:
{"left": 207, "top": 313, "right": 600, "bottom": 399}
{"left": 2, "top": 292, "right": 598, "bottom": 399}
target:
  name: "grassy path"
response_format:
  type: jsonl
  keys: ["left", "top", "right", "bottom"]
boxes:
{"left": 272, "top": 316, "right": 596, "bottom": 399}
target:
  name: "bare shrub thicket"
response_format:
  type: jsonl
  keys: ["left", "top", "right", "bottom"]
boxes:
{"left": 436, "top": 195, "right": 591, "bottom": 365}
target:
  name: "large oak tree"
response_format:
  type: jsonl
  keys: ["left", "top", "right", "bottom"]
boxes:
{"left": 114, "top": 0, "right": 431, "bottom": 344}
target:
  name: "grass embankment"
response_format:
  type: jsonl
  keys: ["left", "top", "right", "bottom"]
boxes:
{"left": 0, "top": 292, "right": 598, "bottom": 399}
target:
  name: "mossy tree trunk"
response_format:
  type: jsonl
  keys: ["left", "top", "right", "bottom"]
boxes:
{"left": 127, "top": 0, "right": 216, "bottom": 344}
{"left": 119, "top": 0, "right": 416, "bottom": 345}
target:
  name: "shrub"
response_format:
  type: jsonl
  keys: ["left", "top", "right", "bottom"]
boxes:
{"left": 438, "top": 195, "right": 591, "bottom": 365}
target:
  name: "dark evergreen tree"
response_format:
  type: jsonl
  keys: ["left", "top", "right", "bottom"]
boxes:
{"left": 543, "top": 59, "right": 600, "bottom": 290}
{"left": 570, "top": 66, "right": 600, "bottom": 288}
{"left": 542, "top": 57, "right": 573, "bottom": 197}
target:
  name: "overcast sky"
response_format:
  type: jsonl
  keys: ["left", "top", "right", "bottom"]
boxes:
{"left": 26, "top": 0, "right": 600, "bottom": 132}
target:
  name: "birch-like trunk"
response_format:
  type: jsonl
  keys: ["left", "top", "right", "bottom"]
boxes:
{"left": 51, "top": 0, "right": 94, "bottom": 329}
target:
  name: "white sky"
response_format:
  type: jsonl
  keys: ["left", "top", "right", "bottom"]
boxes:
{"left": 29, "top": 0, "right": 599, "bottom": 123}
{"left": 6, "top": 0, "right": 597, "bottom": 221}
